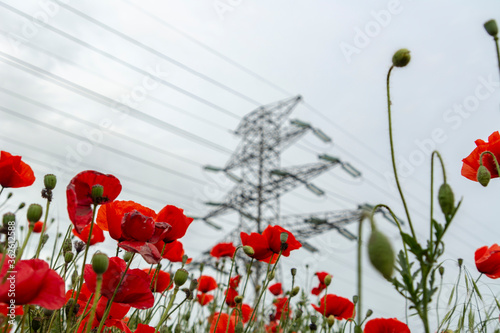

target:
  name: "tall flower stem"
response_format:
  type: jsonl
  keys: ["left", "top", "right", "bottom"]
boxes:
{"left": 357, "top": 216, "right": 364, "bottom": 325}
{"left": 34, "top": 198, "right": 51, "bottom": 259}
{"left": 85, "top": 273, "right": 103, "bottom": 333}
{"left": 386, "top": 65, "right": 416, "bottom": 240}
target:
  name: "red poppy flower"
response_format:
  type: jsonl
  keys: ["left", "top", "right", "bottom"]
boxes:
{"left": 273, "top": 297, "right": 291, "bottom": 321}
{"left": 0, "top": 303, "right": 23, "bottom": 316}
{"left": 475, "top": 244, "right": 500, "bottom": 278}
{"left": 364, "top": 318, "right": 410, "bottom": 333}
{"left": 229, "top": 275, "right": 241, "bottom": 289}
{"left": 97, "top": 201, "right": 169, "bottom": 264}
{"left": 0, "top": 151, "right": 35, "bottom": 188}
{"left": 209, "top": 313, "right": 236, "bottom": 333}
{"left": 72, "top": 223, "right": 105, "bottom": 245}
{"left": 311, "top": 271, "right": 331, "bottom": 296}
{"left": 155, "top": 205, "right": 193, "bottom": 243}
{"left": 225, "top": 288, "right": 239, "bottom": 307}
{"left": 134, "top": 323, "right": 156, "bottom": 333}
{"left": 76, "top": 296, "right": 132, "bottom": 333}
{"left": 240, "top": 303, "right": 253, "bottom": 323}
{"left": 0, "top": 256, "right": 65, "bottom": 309}
{"left": 153, "top": 240, "right": 192, "bottom": 263}
{"left": 67, "top": 170, "right": 121, "bottom": 234}
{"left": 32, "top": 221, "right": 45, "bottom": 233}
{"left": 462, "top": 131, "right": 500, "bottom": 181}
{"left": 311, "top": 294, "right": 355, "bottom": 320}
{"left": 197, "top": 293, "right": 214, "bottom": 306}
{"left": 142, "top": 269, "right": 172, "bottom": 293}
{"left": 198, "top": 275, "right": 217, "bottom": 293}
{"left": 210, "top": 242, "right": 237, "bottom": 259}
{"left": 84, "top": 256, "right": 154, "bottom": 309}
{"left": 240, "top": 225, "right": 301, "bottom": 263}
{"left": 269, "top": 282, "right": 283, "bottom": 296}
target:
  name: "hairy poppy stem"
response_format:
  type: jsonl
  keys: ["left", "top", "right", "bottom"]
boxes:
{"left": 154, "top": 285, "right": 179, "bottom": 333}
{"left": 386, "top": 65, "right": 416, "bottom": 240}
{"left": 429, "top": 151, "right": 446, "bottom": 251}
{"left": 494, "top": 36, "right": 500, "bottom": 79}
{"left": 479, "top": 151, "right": 500, "bottom": 176}
{"left": 85, "top": 274, "right": 102, "bottom": 333}
{"left": 34, "top": 198, "right": 51, "bottom": 259}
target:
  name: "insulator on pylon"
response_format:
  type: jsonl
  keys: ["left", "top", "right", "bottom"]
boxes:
{"left": 318, "top": 154, "right": 341, "bottom": 164}
{"left": 341, "top": 162, "right": 361, "bottom": 178}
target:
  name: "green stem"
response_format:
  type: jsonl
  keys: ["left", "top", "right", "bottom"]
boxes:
{"left": 386, "top": 65, "right": 416, "bottom": 240}
{"left": 479, "top": 151, "right": 500, "bottom": 176}
{"left": 494, "top": 36, "right": 500, "bottom": 79}
{"left": 154, "top": 286, "right": 180, "bottom": 333}
{"left": 96, "top": 253, "right": 135, "bottom": 333}
{"left": 85, "top": 274, "right": 102, "bottom": 333}
{"left": 429, "top": 151, "right": 446, "bottom": 255}
{"left": 357, "top": 216, "right": 363, "bottom": 325}
{"left": 35, "top": 198, "right": 51, "bottom": 259}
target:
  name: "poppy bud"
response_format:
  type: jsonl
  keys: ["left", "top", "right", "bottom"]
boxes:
{"left": 235, "top": 321, "right": 244, "bottom": 333}
{"left": 123, "top": 251, "right": 133, "bottom": 262}
{"left": 243, "top": 245, "right": 255, "bottom": 257}
{"left": 74, "top": 241, "right": 85, "bottom": 254}
{"left": 310, "top": 315, "right": 318, "bottom": 324}
{"left": 366, "top": 309, "right": 373, "bottom": 318}
{"left": 268, "top": 270, "right": 275, "bottom": 281}
{"left": 32, "top": 317, "right": 42, "bottom": 332}
{"left": 324, "top": 274, "right": 332, "bottom": 286}
{"left": 63, "top": 239, "right": 72, "bottom": 253}
{"left": 368, "top": 228, "right": 395, "bottom": 280}
{"left": 280, "top": 232, "right": 288, "bottom": 243}
{"left": 189, "top": 279, "right": 198, "bottom": 291}
{"left": 18, "top": 202, "right": 25, "bottom": 210}
{"left": 291, "top": 268, "right": 297, "bottom": 276}
{"left": 354, "top": 325, "right": 363, "bottom": 333}
{"left": 41, "top": 234, "right": 49, "bottom": 245}
{"left": 44, "top": 174, "right": 57, "bottom": 190}
{"left": 7, "top": 192, "right": 12, "bottom": 199}
{"left": 458, "top": 258, "right": 463, "bottom": 268}
{"left": 291, "top": 286, "right": 300, "bottom": 296}
{"left": 182, "top": 254, "right": 189, "bottom": 264}
{"left": 353, "top": 295, "right": 359, "bottom": 304}
{"left": 484, "top": 19, "right": 498, "bottom": 37}
{"left": 392, "top": 48, "right": 411, "bottom": 67}
{"left": 439, "top": 266, "right": 445, "bottom": 276}
{"left": 438, "top": 183, "right": 455, "bottom": 216}
{"left": 174, "top": 268, "right": 189, "bottom": 286}
{"left": 477, "top": 165, "right": 491, "bottom": 187}
{"left": 234, "top": 295, "right": 243, "bottom": 304}
{"left": 64, "top": 251, "right": 74, "bottom": 264}
{"left": 27, "top": 204, "right": 43, "bottom": 223}
{"left": 92, "top": 252, "right": 109, "bottom": 274}
{"left": 71, "top": 270, "right": 79, "bottom": 286}
{"left": 2, "top": 213, "right": 15, "bottom": 227}
{"left": 327, "top": 315, "right": 335, "bottom": 327}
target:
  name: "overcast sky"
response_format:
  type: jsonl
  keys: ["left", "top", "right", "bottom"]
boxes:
{"left": 1, "top": 0, "right": 500, "bottom": 330}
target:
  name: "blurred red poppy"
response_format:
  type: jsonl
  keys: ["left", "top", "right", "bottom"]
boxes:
{"left": 84, "top": 256, "right": 153, "bottom": 309}
{"left": 311, "top": 294, "right": 355, "bottom": 320}
{"left": 475, "top": 244, "right": 500, "bottom": 278}
{"left": 364, "top": 318, "right": 410, "bottom": 333}
{"left": 240, "top": 303, "right": 253, "bottom": 323}
{"left": 153, "top": 240, "right": 192, "bottom": 263}
{"left": 225, "top": 288, "right": 239, "bottom": 307}
{"left": 240, "top": 225, "right": 301, "bottom": 263}
{"left": 198, "top": 275, "right": 217, "bottom": 293}
{"left": 311, "top": 271, "right": 331, "bottom": 295}
{"left": 142, "top": 269, "right": 172, "bottom": 293}
{"left": 209, "top": 312, "right": 235, "bottom": 333}
{"left": 72, "top": 223, "right": 105, "bottom": 245}
{"left": 32, "top": 221, "right": 45, "bottom": 233}
{"left": 0, "top": 256, "right": 65, "bottom": 309}
{"left": 0, "top": 151, "right": 35, "bottom": 188}
{"left": 67, "top": 170, "right": 121, "bottom": 234}
{"left": 76, "top": 295, "right": 131, "bottom": 333}
{"left": 273, "top": 297, "right": 291, "bottom": 321}
{"left": 134, "top": 323, "right": 156, "bottom": 333}
{"left": 197, "top": 293, "right": 214, "bottom": 306}
{"left": 210, "top": 242, "right": 236, "bottom": 259}
{"left": 229, "top": 275, "right": 241, "bottom": 289}
{"left": 268, "top": 282, "right": 283, "bottom": 296}
{"left": 155, "top": 205, "right": 193, "bottom": 243}
{"left": 462, "top": 131, "right": 500, "bottom": 181}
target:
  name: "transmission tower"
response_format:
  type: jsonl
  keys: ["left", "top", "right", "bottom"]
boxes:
{"left": 197, "top": 96, "right": 396, "bottom": 272}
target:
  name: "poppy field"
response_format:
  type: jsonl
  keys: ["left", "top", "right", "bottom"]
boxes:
{"left": 1, "top": 17, "right": 500, "bottom": 333}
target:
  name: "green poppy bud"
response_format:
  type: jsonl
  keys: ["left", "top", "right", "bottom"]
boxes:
{"left": 174, "top": 268, "right": 189, "bottom": 286}
{"left": 327, "top": 315, "right": 335, "bottom": 327}
{"left": 44, "top": 174, "right": 57, "bottom": 190}
{"left": 92, "top": 252, "right": 109, "bottom": 275}
{"left": 64, "top": 251, "right": 74, "bottom": 264}
{"left": 354, "top": 325, "right": 363, "bottom": 333}
{"left": 234, "top": 295, "right": 243, "bottom": 304}
{"left": 484, "top": 19, "right": 498, "bottom": 37}
{"left": 368, "top": 228, "right": 395, "bottom": 280}
{"left": 392, "top": 48, "right": 411, "bottom": 67}
{"left": 310, "top": 315, "right": 318, "bottom": 324}
{"left": 324, "top": 274, "right": 332, "bottom": 286}
{"left": 123, "top": 251, "right": 133, "bottom": 262}
{"left": 458, "top": 258, "right": 463, "bottom": 268}
{"left": 352, "top": 295, "right": 359, "bottom": 304}
{"left": 366, "top": 309, "right": 373, "bottom": 318}
{"left": 235, "top": 321, "right": 244, "bottom": 333}
{"left": 291, "top": 268, "right": 297, "bottom": 276}
{"left": 63, "top": 239, "right": 72, "bottom": 253}
{"left": 291, "top": 286, "right": 300, "bottom": 296}
{"left": 243, "top": 245, "right": 254, "bottom": 257}
{"left": 477, "top": 165, "right": 491, "bottom": 187}
{"left": 268, "top": 270, "right": 275, "bottom": 281}
{"left": 18, "top": 202, "right": 25, "bottom": 210}
{"left": 438, "top": 183, "right": 455, "bottom": 216}
{"left": 27, "top": 204, "right": 43, "bottom": 223}
{"left": 2, "top": 213, "right": 15, "bottom": 227}
{"left": 439, "top": 266, "right": 445, "bottom": 276}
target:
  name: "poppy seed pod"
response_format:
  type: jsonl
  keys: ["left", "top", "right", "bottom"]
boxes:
{"left": 477, "top": 165, "right": 491, "bottom": 187}
{"left": 64, "top": 251, "right": 74, "bottom": 264}
{"left": 27, "top": 204, "right": 43, "bottom": 223}
{"left": 366, "top": 309, "right": 373, "bottom": 318}
{"left": 280, "top": 232, "right": 288, "bottom": 243}
{"left": 392, "top": 48, "right": 411, "bottom": 67}
{"left": 368, "top": 228, "right": 395, "bottom": 280}
{"left": 438, "top": 183, "right": 455, "bottom": 216}
{"left": 174, "top": 268, "right": 189, "bottom": 286}
{"left": 43, "top": 174, "right": 57, "bottom": 190}
{"left": 91, "top": 184, "right": 104, "bottom": 202}
{"left": 484, "top": 19, "right": 498, "bottom": 37}
{"left": 243, "top": 245, "right": 255, "bottom": 257}
{"left": 2, "top": 212, "right": 15, "bottom": 227}
{"left": 291, "top": 286, "right": 300, "bottom": 296}
{"left": 352, "top": 295, "right": 359, "bottom": 304}
{"left": 92, "top": 252, "right": 109, "bottom": 274}
{"left": 291, "top": 268, "right": 297, "bottom": 276}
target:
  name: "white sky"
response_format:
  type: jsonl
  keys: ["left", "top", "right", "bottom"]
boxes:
{"left": 1, "top": 0, "right": 500, "bottom": 330}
